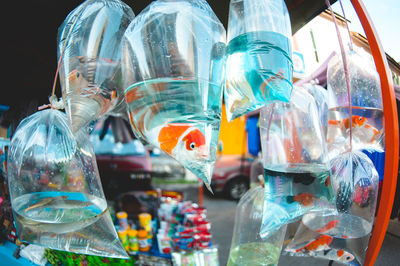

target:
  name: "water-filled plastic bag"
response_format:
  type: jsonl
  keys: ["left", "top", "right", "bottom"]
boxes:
{"left": 224, "top": 0, "right": 293, "bottom": 121}
{"left": 326, "top": 49, "right": 384, "bottom": 156}
{"left": 58, "top": 0, "right": 135, "bottom": 132}
{"left": 259, "top": 87, "right": 336, "bottom": 238}
{"left": 284, "top": 151, "right": 379, "bottom": 265}
{"left": 228, "top": 185, "right": 287, "bottom": 266}
{"left": 121, "top": 0, "right": 226, "bottom": 189}
{"left": 7, "top": 109, "right": 127, "bottom": 258}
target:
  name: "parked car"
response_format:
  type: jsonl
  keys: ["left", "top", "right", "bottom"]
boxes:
{"left": 210, "top": 156, "right": 253, "bottom": 200}
{"left": 90, "top": 121, "right": 153, "bottom": 200}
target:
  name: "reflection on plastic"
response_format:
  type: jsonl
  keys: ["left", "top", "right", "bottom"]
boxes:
{"left": 121, "top": 0, "right": 226, "bottom": 189}
{"left": 7, "top": 109, "right": 127, "bottom": 258}
{"left": 58, "top": 0, "right": 135, "bottom": 132}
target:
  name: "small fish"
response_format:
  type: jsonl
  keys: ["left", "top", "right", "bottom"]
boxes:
{"left": 287, "top": 192, "right": 315, "bottom": 206}
{"left": 67, "top": 70, "right": 88, "bottom": 91}
{"left": 158, "top": 124, "right": 208, "bottom": 161}
{"left": 259, "top": 69, "right": 286, "bottom": 100}
{"left": 295, "top": 234, "right": 333, "bottom": 253}
{"left": 321, "top": 249, "right": 355, "bottom": 263}
{"left": 315, "top": 220, "right": 339, "bottom": 233}
{"left": 24, "top": 196, "right": 93, "bottom": 213}
{"left": 324, "top": 176, "right": 331, "bottom": 187}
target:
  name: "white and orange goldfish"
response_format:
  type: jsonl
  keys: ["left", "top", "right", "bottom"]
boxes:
{"left": 295, "top": 234, "right": 333, "bottom": 254}
{"left": 328, "top": 115, "right": 383, "bottom": 144}
{"left": 316, "top": 248, "right": 355, "bottom": 263}
{"left": 158, "top": 124, "right": 208, "bottom": 163}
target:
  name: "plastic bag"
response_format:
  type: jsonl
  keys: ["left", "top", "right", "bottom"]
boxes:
{"left": 19, "top": 244, "right": 48, "bottom": 266}
{"left": 228, "top": 185, "right": 287, "bottom": 266}
{"left": 7, "top": 109, "right": 127, "bottom": 258}
{"left": 302, "top": 83, "right": 329, "bottom": 138}
{"left": 121, "top": 0, "right": 226, "bottom": 189}
{"left": 259, "top": 86, "right": 336, "bottom": 238}
{"left": 224, "top": 0, "right": 293, "bottom": 121}
{"left": 284, "top": 151, "right": 379, "bottom": 265}
{"left": 58, "top": 0, "right": 135, "bottom": 132}
{"left": 326, "top": 49, "right": 384, "bottom": 156}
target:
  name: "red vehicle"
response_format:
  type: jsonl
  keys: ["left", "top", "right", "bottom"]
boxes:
{"left": 210, "top": 156, "right": 253, "bottom": 200}
{"left": 90, "top": 121, "right": 153, "bottom": 200}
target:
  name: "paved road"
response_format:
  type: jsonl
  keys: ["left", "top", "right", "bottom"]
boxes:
{"left": 158, "top": 184, "right": 400, "bottom": 266}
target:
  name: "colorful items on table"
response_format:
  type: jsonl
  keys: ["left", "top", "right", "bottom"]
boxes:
{"left": 128, "top": 229, "right": 139, "bottom": 254}
{"left": 138, "top": 229, "right": 151, "bottom": 252}
{"left": 157, "top": 197, "right": 214, "bottom": 254}
{"left": 118, "top": 229, "right": 129, "bottom": 252}
{"left": 117, "top": 211, "right": 129, "bottom": 231}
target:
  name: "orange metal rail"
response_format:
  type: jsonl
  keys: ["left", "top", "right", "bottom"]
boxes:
{"left": 349, "top": 0, "right": 399, "bottom": 265}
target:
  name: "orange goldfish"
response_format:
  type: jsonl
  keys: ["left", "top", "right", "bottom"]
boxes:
{"left": 158, "top": 124, "right": 208, "bottom": 161}
{"left": 295, "top": 234, "right": 333, "bottom": 253}
{"left": 328, "top": 115, "right": 382, "bottom": 143}
{"left": 292, "top": 192, "right": 314, "bottom": 206}
{"left": 328, "top": 115, "right": 367, "bottom": 130}
{"left": 315, "top": 220, "right": 338, "bottom": 233}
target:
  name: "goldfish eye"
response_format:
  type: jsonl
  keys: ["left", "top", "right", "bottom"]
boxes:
{"left": 189, "top": 142, "right": 196, "bottom": 150}
{"left": 359, "top": 117, "right": 362, "bottom": 121}
{"left": 346, "top": 256, "right": 352, "bottom": 261}
{"left": 76, "top": 72, "right": 80, "bottom": 78}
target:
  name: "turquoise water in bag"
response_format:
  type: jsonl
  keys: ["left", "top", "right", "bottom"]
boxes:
{"left": 225, "top": 31, "right": 293, "bottom": 121}
{"left": 125, "top": 78, "right": 222, "bottom": 188}
{"left": 261, "top": 164, "right": 336, "bottom": 238}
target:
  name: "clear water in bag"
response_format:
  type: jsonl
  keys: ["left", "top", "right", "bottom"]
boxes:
{"left": 121, "top": 0, "right": 226, "bottom": 188}
{"left": 7, "top": 109, "right": 127, "bottom": 258}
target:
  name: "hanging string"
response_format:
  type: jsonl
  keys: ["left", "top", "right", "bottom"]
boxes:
{"left": 325, "top": 0, "right": 353, "bottom": 152}
{"left": 338, "top": 0, "right": 354, "bottom": 51}
{"left": 39, "top": 7, "right": 86, "bottom": 111}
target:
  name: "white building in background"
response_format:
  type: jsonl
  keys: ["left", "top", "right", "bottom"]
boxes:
{"left": 291, "top": 10, "right": 400, "bottom": 87}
